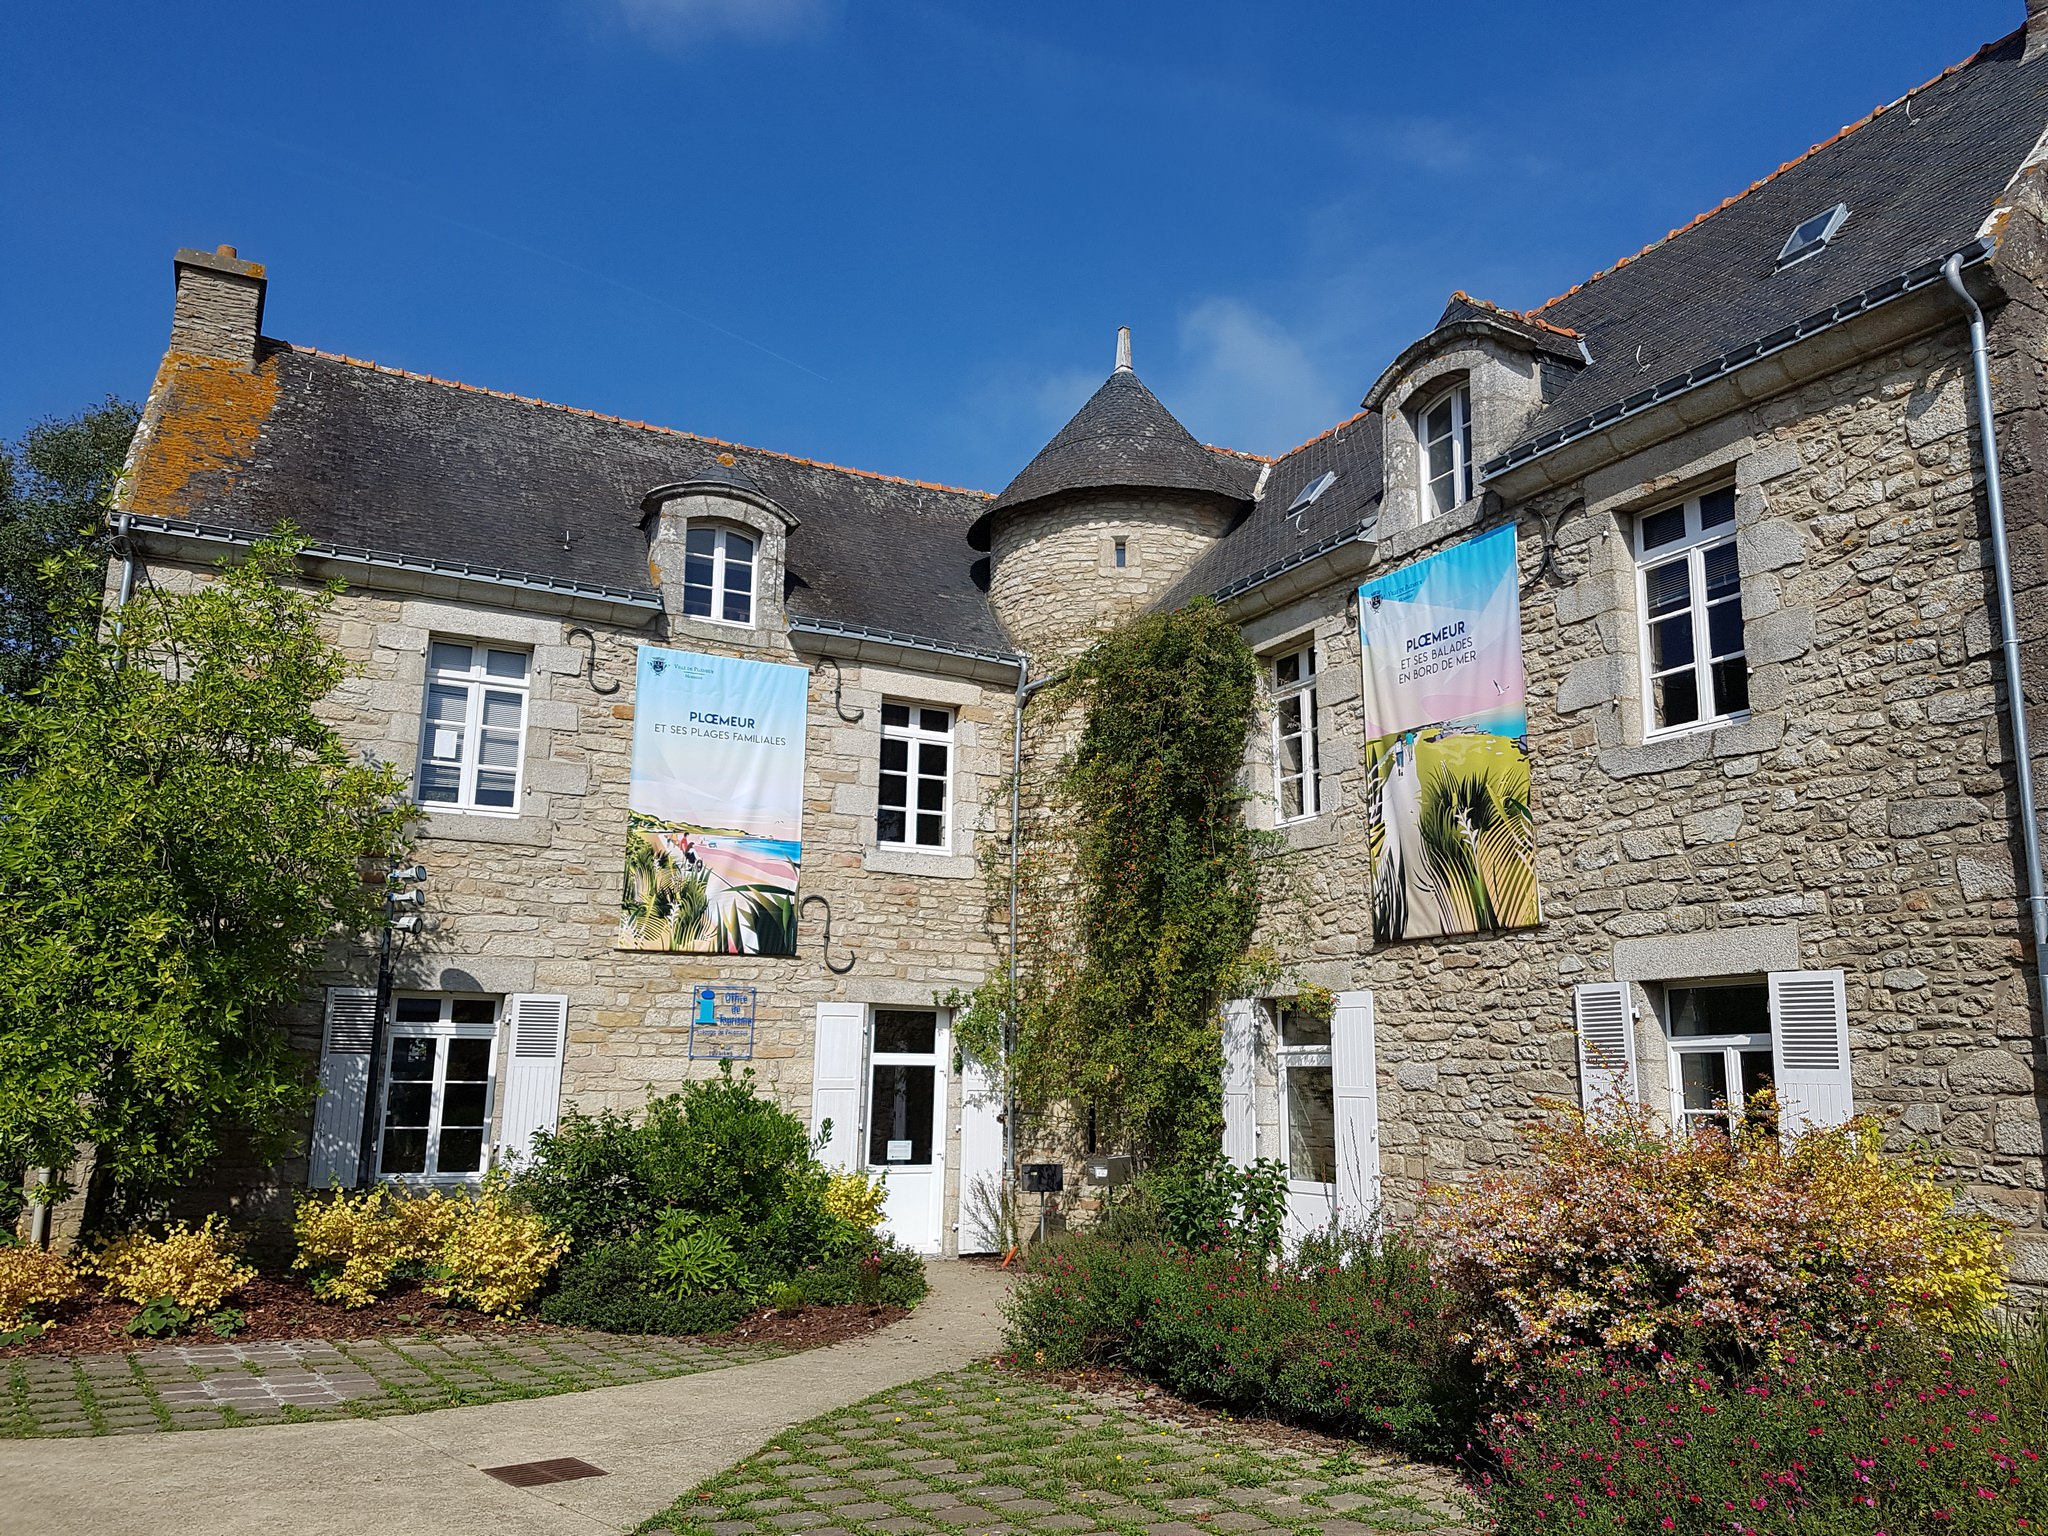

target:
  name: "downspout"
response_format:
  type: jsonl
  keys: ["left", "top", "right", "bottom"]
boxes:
{"left": 1943, "top": 253, "right": 2048, "bottom": 1049}
{"left": 115, "top": 509, "right": 137, "bottom": 609}
{"left": 1005, "top": 658, "right": 1065, "bottom": 1243}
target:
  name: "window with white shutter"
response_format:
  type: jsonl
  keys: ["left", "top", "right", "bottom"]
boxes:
{"left": 309, "top": 987, "right": 378, "bottom": 1188}
{"left": 1221, "top": 1000, "right": 1257, "bottom": 1168}
{"left": 1330, "top": 990, "right": 1380, "bottom": 1221}
{"left": 1572, "top": 982, "right": 1638, "bottom": 1119}
{"left": 1769, "top": 969, "right": 1851, "bottom": 1137}
{"left": 811, "top": 1002, "right": 866, "bottom": 1172}
{"left": 494, "top": 993, "right": 566, "bottom": 1172}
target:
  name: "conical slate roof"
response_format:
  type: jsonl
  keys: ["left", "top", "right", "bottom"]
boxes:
{"left": 971, "top": 365, "right": 1253, "bottom": 548}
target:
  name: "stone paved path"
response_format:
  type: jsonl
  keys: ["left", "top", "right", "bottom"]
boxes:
{"left": 0, "top": 1259, "right": 1010, "bottom": 1536}
{"left": 645, "top": 1368, "right": 1482, "bottom": 1536}
{"left": 3, "top": 1329, "right": 780, "bottom": 1437}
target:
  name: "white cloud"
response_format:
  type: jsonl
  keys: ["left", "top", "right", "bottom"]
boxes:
{"left": 598, "top": 0, "right": 834, "bottom": 46}
{"left": 1157, "top": 297, "right": 1351, "bottom": 457}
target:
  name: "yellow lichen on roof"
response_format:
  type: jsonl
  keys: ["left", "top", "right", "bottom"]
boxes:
{"left": 123, "top": 352, "right": 280, "bottom": 518}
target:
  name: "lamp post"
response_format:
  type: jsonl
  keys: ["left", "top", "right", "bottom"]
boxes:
{"left": 355, "top": 863, "right": 428, "bottom": 1189}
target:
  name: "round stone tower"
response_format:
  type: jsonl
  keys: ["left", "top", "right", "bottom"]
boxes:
{"left": 970, "top": 330, "right": 1256, "bottom": 660}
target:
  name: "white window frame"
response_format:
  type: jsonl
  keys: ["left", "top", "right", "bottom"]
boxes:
{"left": 877, "top": 702, "right": 954, "bottom": 853}
{"left": 865, "top": 1007, "right": 945, "bottom": 1170}
{"left": 1634, "top": 486, "right": 1748, "bottom": 740}
{"left": 415, "top": 641, "right": 531, "bottom": 816}
{"left": 1660, "top": 980, "right": 1773, "bottom": 1136}
{"left": 1274, "top": 1003, "right": 1336, "bottom": 1194}
{"left": 375, "top": 995, "right": 500, "bottom": 1185}
{"left": 682, "top": 523, "right": 757, "bottom": 627}
{"left": 1417, "top": 384, "right": 1473, "bottom": 518}
{"left": 1269, "top": 642, "right": 1321, "bottom": 823}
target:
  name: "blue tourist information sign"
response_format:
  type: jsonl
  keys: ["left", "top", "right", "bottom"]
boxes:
{"left": 688, "top": 985, "right": 757, "bottom": 1059}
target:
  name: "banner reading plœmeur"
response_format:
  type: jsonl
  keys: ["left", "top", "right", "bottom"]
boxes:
{"left": 620, "top": 647, "right": 808, "bottom": 955}
{"left": 1358, "top": 524, "right": 1539, "bottom": 943}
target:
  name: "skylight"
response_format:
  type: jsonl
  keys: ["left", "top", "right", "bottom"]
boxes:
{"left": 1287, "top": 471, "right": 1338, "bottom": 514}
{"left": 1777, "top": 203, "right": 1848, "bottom": 268}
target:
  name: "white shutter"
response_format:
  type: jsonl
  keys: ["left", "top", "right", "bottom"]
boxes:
{"left": 1332, "top": 990, "right": 1381, "bottom": 1223}
{"left": 1770, "top": 969, "right": 1851, "bottom": 1137}
{"left": 1221, "top": 999, "right": 1257, "bottom": 1167}
{"left": 1573, "top": 983, "right": 1637, "bottom": 1119}
{"left": 812, "top": 1002, "right": 866, "bottom": 1172}
{"left": 956, "top": 1046, "right": 1005, "bottom": 1253}
{"left": 309, "top": 987, "right": 377, "bottom": 1189}
{"left": 496, "top": 994, "right": 568, "bottom": 1169}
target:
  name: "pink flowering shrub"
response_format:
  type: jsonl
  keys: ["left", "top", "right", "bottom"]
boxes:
{"left": 1425, "top": 1098, "right": 2004, "bottom": 1379}
{"left": 1484, "top": 1338, "right": 2048, "bottom": 1533}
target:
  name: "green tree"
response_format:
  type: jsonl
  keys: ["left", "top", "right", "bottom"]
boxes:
{"left": 0, "top": 534, "right": 418, "bottom": 1224}
{"left": 0, "top": 396, "right": 139, "bottom": 696}
{"left": 986, "top": 601, "right": 1278, "bottom": 1172}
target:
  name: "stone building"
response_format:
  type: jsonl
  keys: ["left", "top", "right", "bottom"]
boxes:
{"left": 95, "top": 13, "right": 2048, "bottom": 1275}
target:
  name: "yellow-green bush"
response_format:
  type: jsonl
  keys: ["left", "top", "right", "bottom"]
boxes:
{"left": 823, "top": 1170, "right": 887, "bottom": 1231}
{"left": 292, "top": 1185, "right": 448, "bottom": 1307}
{"left": 294, "top": 1177, "right": 563, "bottom": 1315}
{"left": 88, "top": 1216, "right": 255, "bottom": 1312}
{"left": 428, "top": 1181, "right": 568, "bottom": 1316}
{"left": 1427, "top": 1095, "right": 2006, "bottom": 1378}
{"left": 0, "top": 1246, "right": 83, "bottom": 1329}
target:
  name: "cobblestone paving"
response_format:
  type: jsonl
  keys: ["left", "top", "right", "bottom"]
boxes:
{"left": 645, "top": 1369, "right": 1481, "bottom": 1536}
{"left": 1, "top": 1330, "right": 783, "bottom": 1438}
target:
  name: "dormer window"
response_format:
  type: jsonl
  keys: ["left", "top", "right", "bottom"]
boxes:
{"left": 1418, "top": 385, "right": 1473, "bottom": 518}
{"left": 683, "top": 525, "right": 755, "bottom": 625}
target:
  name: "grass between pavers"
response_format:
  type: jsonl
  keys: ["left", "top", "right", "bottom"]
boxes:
{"left": 642, "top": 1368, "right": 1481, "bottom": 1536}
{"left": 0, "top": 1330, "right": 785, "bottom": 1438}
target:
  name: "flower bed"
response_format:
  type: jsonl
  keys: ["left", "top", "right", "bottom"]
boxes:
{"left": 1004, "top": 1104, "right": 2048, "bottom": 1531}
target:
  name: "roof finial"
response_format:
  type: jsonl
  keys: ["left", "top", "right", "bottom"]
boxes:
{"left": 1114, "top": 326, "right": 1133, "bottom": 374}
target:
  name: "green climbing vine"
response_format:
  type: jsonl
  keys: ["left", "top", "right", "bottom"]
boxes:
{"left": 949, "top": 599, "right": 1283, "bottom": 1172}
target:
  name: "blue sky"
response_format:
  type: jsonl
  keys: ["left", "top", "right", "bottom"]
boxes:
{"left": 0, "top": 1, "right": 2021, "bottom": 491}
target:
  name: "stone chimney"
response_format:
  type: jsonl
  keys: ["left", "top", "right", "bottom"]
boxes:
{"left": 169, "top": 245, "right": 267, "bottom": 366}
{"left": 2030, "top": 0, "right": 2048, "bottom": 65}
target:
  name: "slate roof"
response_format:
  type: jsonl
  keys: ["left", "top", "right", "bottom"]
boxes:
{"left": 972, "top": 368, "right": 1259, "bottom": 548}
{"left": 128, "top": 345, "right": 1008, "bottom": 652}
{"left": 125, "top": 24, "right": 2048, "bottom": 642}
{"left": 1501, "top": 26, "right": 2048, "bottom": 463}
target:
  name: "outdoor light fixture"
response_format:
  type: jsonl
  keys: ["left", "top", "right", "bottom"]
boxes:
{"left": 388, "top": 887, "right": 426, "bottom": 910}
{"left": 389, "top": 863, "right": 428, "bottom": 884}
{"left": 357, "top": 863, "right": 433, "bottom": 1186}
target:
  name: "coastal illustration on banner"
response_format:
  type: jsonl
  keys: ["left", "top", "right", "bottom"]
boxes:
{"left": 620, "top": 647, "right": 809, "bottom": 955}
{"left": 1358, "top": 524, "right": 1538, "bottom": 942}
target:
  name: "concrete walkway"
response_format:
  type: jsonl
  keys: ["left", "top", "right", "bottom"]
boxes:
{"left": 0, "top": 1262, "right": 1010, "bottom": 1536}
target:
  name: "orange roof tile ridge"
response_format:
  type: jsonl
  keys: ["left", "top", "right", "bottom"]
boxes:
{"left": 1527, "top": 29, "right": 2017, "bottom": 317}
{"left": 1203, "top": 441, "right": 1275, "bottom": 464}
{"left": 290, "top": 345, "right": 995, "bottom": 500}
{"left": 1272, "top": 408, "right": 1374, "bottom": 460}
{"left": 1448, "top": 289, "right": 1580, "bottom": 339}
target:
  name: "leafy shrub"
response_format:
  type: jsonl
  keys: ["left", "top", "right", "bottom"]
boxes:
{"left": 1145, "top": 1154, "right": 1289, "bottom": 1260}
{"left": 780, "top": 1239, "right": 929, "bottom": 1308}
{"left": 537, "top": 1240, "right": 753, "bottom": 1335}
{"left": 649, "top": 1213, "right": 745, "bottom": 1299}
{"left": 824, "top": 1170, "right": 887, "bottom": 1231}
{"left": 295, "top": 1177, "right": 562, "bottom": 1314}
{"left": 293, "top": 1184, "right": 449, "bottom": 1307}
{"left": 0, "top": 1245, "right": 82, "bottom": 1328}
{"left": 426, "top": 1178, "right": 567, "bottom": 1316}
{"left": 1427, "top": 1099, "right": 2006, "bottom": 1379}
{"left": 1006, "top": 1230, "right": 1475, "bottom": 1459}
{"left": 515, "top": 1064, "right": 836, "bottom": 1285}
{"left": 89, "top": 1215, "right": 254, "bottom": 1312}
{"left": 1484, "top": 1335, "right": 2048, "bottom": 1532}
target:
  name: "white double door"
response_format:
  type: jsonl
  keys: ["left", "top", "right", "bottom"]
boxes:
{"left": 864, "top": 1007, "right": 950, "bottom": 1255}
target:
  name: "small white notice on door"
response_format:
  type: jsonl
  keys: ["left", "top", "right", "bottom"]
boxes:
{"left": 886, "top": 1139, "right": 914, "bottom": 1162}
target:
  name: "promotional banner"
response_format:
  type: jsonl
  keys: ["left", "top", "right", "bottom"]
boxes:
{"left": 620, "top": 647, "right": 808, "bottom": 955}
{"left": 1357, "top": 524, "right": 1538, "bottom": 942}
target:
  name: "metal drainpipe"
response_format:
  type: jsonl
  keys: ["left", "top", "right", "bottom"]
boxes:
{"left": 1943, "top": 253, "right": 2048, "bottom": 1048}
{"left": 1005, "top": 658, "right": 1066, "bottom": 1242}
{"left": 115, "top": 508, "right": 137, "bottom": 609}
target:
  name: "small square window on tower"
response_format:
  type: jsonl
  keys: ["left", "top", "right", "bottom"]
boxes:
{"left": 1113, "top": 537, "right": 1128, "bottom": 569}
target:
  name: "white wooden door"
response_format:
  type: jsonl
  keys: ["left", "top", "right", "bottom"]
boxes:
{"left": 867, "top": 1007, "right": 949, "bottom": 1255}
{"left": 955, "top": 1045, "right": 1004, "bottom": 1254}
